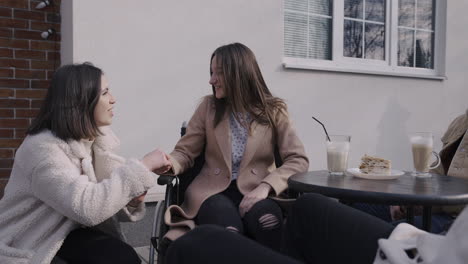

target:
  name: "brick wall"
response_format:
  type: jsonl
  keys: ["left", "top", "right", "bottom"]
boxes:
{"left": 0, "top": 0, "right": 61, "bottom": 198}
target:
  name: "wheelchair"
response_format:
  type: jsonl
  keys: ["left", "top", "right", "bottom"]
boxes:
{"left": 149, "top": 122, "right": 290, "bottom": 264}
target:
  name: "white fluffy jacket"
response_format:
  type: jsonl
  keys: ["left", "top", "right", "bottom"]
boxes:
{"left": 0, "top": 127, "right": 155, "bottom": 264}
{"left": 374, "top": 204, "right": 468, "bottom": 264}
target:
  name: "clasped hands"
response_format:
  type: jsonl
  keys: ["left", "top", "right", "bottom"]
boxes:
{"left": 130, "top": 149, "right": 172, "bottom": 208}
{"left": 141, "top": 149, "right": 172, "bottom": 175}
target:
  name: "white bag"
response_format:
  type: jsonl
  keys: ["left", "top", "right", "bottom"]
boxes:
{"left": 373, "top": 208, "right": 468, "bottom": 264}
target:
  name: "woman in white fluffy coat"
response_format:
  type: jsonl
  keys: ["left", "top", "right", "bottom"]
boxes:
{"left": 0, "top": 63, "right": 170, "bottom": 264}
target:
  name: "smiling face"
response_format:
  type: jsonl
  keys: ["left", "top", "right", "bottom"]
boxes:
{"left": 209, "top": 55, "right": 226, "bottom": 99}
{"left": 93, "top": 75, "right": 116, "bottom": 127}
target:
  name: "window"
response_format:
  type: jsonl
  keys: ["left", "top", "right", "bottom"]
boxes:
{"left": 343, "top": 0, "right": 386, "bottom": 60}
{"left": 283, "top": 0, "right": 446, "bottom": 79}
{"left": 397, "top": 0, "right": 434, "bottom": 68}
{"left": 284, "top": 0, "right": 333, "bottom": 60}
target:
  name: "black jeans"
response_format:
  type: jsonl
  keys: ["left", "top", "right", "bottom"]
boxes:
{"left": 56, "top": 227, "right": 141, "bottom": 264}
{"left": 352, "top": 203, "right": 455, "bottom": 234}
{"left": 196, "top": 180, "right": 283, "bottom": 251}
{"left": 167, "top": 193, "right": 395, "bottom": 264}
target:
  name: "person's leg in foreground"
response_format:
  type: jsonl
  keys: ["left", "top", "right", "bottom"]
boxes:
{"left": 56, "top": 228, "right": 141, "bottom": 264}
{"left": 283, "top": 193, "right": 395, "bottom": 263}
{"left": 166, "top": 193, "right": 395, "bottom": 264}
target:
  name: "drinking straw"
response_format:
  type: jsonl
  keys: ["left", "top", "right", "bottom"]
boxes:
{"left": 312, "top": 116, "right": 331, "bottom": 142}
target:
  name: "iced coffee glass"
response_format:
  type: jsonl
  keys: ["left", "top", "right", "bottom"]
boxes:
{"left": 326, "top": 135, "right": 351, "bottom": 175}
{"left": 410, "top": 132, "right": 441, "bottom": 177}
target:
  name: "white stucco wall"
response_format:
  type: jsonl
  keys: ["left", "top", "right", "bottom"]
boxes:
{"left": 61, "top": 0, "right": 468, "bottom": 199}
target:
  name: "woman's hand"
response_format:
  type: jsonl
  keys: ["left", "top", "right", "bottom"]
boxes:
{"left": 141, "top": 149, "right": 172, "bottom": 174}
{"left": 239, "top": 183, "right": 272, "bottom": 217}
{"left": 128, "top": 191, "right": 147, "bottom": 207}
{"left": 152, "top": 152, "right": 172, "bottom": 175}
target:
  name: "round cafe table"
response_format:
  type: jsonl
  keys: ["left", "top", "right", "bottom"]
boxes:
{"left": 288, "top": 170, "right": 468, "bottom": 231}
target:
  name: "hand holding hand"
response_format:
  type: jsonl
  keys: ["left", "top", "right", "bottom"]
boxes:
{"left": 141, "top": 149, "right": 172, "bottom": 174}
{"left": 152, "top": 152, "right": 172, "bottom": 175}
{"left": 239, "top": 183, "right": 272, "bottom": 217}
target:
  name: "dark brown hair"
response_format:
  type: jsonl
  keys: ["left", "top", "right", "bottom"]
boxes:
{"left": 27, "top": 62, "right": 103, "bottom": 141}
{"left": 210, "top": 43, "right": 286, "bottom": 132}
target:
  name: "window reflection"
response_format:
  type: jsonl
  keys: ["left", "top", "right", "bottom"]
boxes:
{"left": 344, "top": 20, "right": 363, "bottom": 58}
{"left": 366, "top": 0, "right": 385, "bottom": 22}
{"left": 365, "top": 23, "right": 385, "bottom": 60}
{"left": 345, "top": 0, "right": 363, "bottom": 19}
{"left": 397, "top": 0, "right": 434, "bottom": 69}
{"left": 415, "top": 32, "right": 433, "bottom": 68}
{"left": 398, "top": 29, "right": 414, "bottom": 67}
{"left": 416, "top": 0, "right": 434, "bottom": 30}
{"left": 398, "top": 0, "right": 415, "bottom": 27}
{"left": 344, "top": 0, "right": 385, "bottom": 60}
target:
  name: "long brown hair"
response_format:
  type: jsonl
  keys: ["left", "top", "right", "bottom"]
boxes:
{"left": 210, "top": 43, "right": 286, "bottom": 132}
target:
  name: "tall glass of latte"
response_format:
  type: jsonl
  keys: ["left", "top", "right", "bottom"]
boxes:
{"left": 326, "top": 135, "right": 351, "bottom": 175}
{"left": 410, "top": 132, "right": 441, "bottom": 177}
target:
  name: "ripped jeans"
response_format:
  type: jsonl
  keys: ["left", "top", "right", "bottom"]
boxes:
{"left": 196, "top": 180, "right": 283, "bottom": 251}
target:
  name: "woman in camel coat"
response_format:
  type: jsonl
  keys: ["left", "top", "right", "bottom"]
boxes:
{"left": 163, "top": 43, "right": 309, "bottom": 250}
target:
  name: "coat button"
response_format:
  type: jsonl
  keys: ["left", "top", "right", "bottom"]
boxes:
{"left": 251, "top": 168, "right": 258, "bottom": 175}
{"left": 214, "top": 168, "right": 221, "bottom": 175}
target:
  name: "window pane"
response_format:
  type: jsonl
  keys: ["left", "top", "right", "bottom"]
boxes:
{"left": 366, "top": 0, "right": 385, "bottom": 22}
{"left": 364, "top": 23, "right": 385, "bottom": 60}
{"left": 344, "top": 0, "right": 363, "bottom": 19}
{"left": 398, "top": 0, "right": 415, "bottom": 27}
{"left": 285, "top": 0, "right": 308, "bottom": 12}
{"left": 398, "top": 29, "right": 414, "bottom": 67}
{"left": 309, "top": 0, "right": 332, "bottom": 15}
{"left": 284, "top": 12, "right": 308, "bottom": 58}
{"left": 415, "top": 31, "right": 433, "bottom": 68}
{"left": 416, "top": 0, "right": 434, "bottom": 30}
{"left": 344, "top": 20, "right": 363, "bottom": 58}
{"left": 309, "top": 16, "right": 332, "bottom": 59}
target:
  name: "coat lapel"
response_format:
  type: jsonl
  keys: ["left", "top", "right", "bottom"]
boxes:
{"left": 214, "top": 113, "right": 232, "bottom": 172}
{"left": 239, "top": 121, "right": 269, "bottom": 172}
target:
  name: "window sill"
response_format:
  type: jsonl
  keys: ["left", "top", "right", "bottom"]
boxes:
{"left": 283, "top": 60, "right": 446, "bottom": 81}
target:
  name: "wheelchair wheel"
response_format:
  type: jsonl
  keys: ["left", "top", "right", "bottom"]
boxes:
{"left": 149, "top": 200, "right": 166, "bottom": 264}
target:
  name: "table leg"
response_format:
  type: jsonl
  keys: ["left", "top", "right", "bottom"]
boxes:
{"left": 406, "top": 206, "right": 414, "bottom": 225}
{"left": 422, "top": 206, "right": 432, "bottom": 232}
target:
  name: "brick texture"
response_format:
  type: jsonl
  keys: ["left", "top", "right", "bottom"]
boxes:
{"left": 0, "top": 0, "right": 61, "bottom": 197}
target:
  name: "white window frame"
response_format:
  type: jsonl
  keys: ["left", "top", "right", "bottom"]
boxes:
{"left": 283, "top": 0, "right": 447, "bottom": 80}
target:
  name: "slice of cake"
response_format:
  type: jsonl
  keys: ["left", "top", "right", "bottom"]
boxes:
{"left": 359, "top": 154, "right": 391, "bottom": 175}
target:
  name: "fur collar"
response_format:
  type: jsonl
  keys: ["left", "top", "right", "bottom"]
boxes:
{"left": 30, "top": 127, "right": 120, "bottom": 183}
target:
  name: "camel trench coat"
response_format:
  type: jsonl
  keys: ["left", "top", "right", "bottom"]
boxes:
{"left": 164, "top": 96, "right": 309, "bottom": 238}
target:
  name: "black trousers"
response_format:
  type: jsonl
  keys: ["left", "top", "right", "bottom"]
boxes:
{"left": 196, "top": 180, "right": 283, "bottom": 251}
{"left": 55, "top": 227, "right": 141, "bottom": 264}
{"left": 352, "top": 203, "right": 455, "bottom": 234}
{"left": 167, "top": 193, "right": 395, "bottom": 264}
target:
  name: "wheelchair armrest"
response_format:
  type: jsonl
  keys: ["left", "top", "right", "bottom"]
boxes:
{"left": 157, "top": 175, "right": 176, "bottom": 185}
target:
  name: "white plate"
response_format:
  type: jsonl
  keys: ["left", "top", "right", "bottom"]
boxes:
{"left": 346, "top": 168, "right": 405, "bottom": 180}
